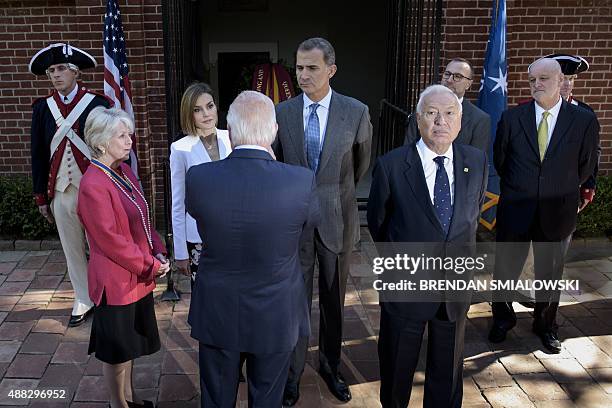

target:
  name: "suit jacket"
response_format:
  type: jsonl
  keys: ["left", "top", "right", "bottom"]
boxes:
{"left": 185, "top": 149, "right": 320, "bottom": 354}
{"left": 494, "top": 99, "right": 600, "bottom": 241}
{"left": 169, "top": 129, "right": 232, "bottom": 260}
{"left": 77, "top": 163, "right": 166, "bottom": 306}
{"left": 273, "top": 91, "right": 372, "bottom": 256}
{"left": 404, "top": 98, "right": 491, "bottom": 153}
{"left": 367, "top": 143, "right": 488, "bottom": 321}
{"left": 571, "top": 98, "right": 599, "bottom": 191}
{"left": 31, "top": 85, "right": 111, "bottom": 205}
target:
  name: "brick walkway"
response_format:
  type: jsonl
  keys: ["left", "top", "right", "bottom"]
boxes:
{"left": 0, "top": 232, "right": 611, "bottom": 407}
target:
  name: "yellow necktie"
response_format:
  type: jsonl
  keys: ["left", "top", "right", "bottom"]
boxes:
{"left": 537, "top": 111, "right": 550, "bottom": 161}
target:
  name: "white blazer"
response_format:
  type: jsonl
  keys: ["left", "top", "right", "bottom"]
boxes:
{"left": 170, "top": 129, "right": 232, "bottom": 260}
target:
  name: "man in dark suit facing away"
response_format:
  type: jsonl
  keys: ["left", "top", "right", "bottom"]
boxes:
{"left": 185, "top": 91, "right": 320, "bottom": 408}
{"left": 488, "top": 58, "right": 600, "bottom": 353}
{"left": 368, "top": 84, "right": 488, "bottom": 407}
{"left": 273, "top": 37, "right": 372, "bottom": 405}
{"left": 405, "top": 58, "right": 491, "bottom": 153}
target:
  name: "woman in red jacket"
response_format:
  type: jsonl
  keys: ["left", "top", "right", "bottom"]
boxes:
{"left": 77, "top": 106, "right": 169, "bottom": 408}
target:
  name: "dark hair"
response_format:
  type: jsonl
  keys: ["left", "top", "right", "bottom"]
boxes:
{"left": 180, "top": 82, "right": 216, "bottom": 136}
{"left": 297, "top": 37, "right": 336, "bottom": 65}
{"left": 448, "top": 57, "right": 474, "bottom": 79}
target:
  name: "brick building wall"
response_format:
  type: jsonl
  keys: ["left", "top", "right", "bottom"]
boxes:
{"left": 441, "top": 0, "right": 612, "bottom": 174}
{"left": 0, "top": 0, "right": 168, "bottom": 224}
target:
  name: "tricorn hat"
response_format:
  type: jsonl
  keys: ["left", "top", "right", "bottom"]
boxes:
{"left": 29, "top": 43, "right": 97, "bottom": 75}
{"left": 544, "top": 53, "right": 589, "bottom": 76}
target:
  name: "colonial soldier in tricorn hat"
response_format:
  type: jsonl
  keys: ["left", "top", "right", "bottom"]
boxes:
{"left": 546, "top": 53, "right": 599, "bottom": 209}
{"left": 29, "top": 43, "right": 112, "bottom": 327}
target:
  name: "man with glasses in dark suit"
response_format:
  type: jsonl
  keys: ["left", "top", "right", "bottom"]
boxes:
{"left": 405, "top": 58, "right": 491, "bottom": 154}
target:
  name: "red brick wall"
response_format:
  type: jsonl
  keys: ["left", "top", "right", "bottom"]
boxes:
{"left": 2, "top": 0, "right": 610, "bottom": 218}
{"left": 0, "top": 0, "right": 167, "bottom": 223}
{"left": 441, "top": 0, "right": 612, "bottom": 174}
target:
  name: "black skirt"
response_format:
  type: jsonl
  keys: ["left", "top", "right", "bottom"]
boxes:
{"left": 88, "top": 291, "right": 160, "bottom": 364}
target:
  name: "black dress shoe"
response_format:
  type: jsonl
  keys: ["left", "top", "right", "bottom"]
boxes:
{"left": 488, "top": 323, "right": 510, "bottom": 343}
{"left": 68, "top": 307, "right": 93, "bottom": 327}
{"left": 533, "top": 327, "right": 562, "bottom": 354}
{"left": 319, "top": 368, "right": 351, "bottom": 403}
{"left": 282, "top": 382, "right": 300, "bottom": 407}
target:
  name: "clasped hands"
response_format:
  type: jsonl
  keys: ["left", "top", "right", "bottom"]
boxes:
{"left": 155, "top": 254, "right": 170, "bottom": 278}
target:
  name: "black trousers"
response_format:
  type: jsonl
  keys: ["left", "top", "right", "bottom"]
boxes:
{"left": 198, "top": 342, "right": 291, "bottom": 408}
{"left": 287, "top": 230, "right": 350, "bottom": 386}
{"left": 378, "top": 304, "right": 465, "bottom": 408}
{"left": 492, "top": 219, "right": 572, "bottom": 332}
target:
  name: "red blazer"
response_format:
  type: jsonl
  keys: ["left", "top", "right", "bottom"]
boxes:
{"left": 77, "top": 162, "right": 166, "bottom": 306}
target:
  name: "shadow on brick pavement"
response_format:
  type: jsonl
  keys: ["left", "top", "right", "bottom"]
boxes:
{"left": 0, "top": 235, "right": 609, "bottom": 407}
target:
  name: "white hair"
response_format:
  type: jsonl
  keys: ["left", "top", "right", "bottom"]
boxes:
{"left": 227, "top": 91, "right": 277, "bottom": 146}
{"left": 416, "top": 84, "right": 462, "bottom": 114}
{"left": 85, "top": 107, "right": 134, "bottom": 158}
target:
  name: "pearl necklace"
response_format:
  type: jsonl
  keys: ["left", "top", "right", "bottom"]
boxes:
{"left": 90, "top": 160, "right": 153, "bottom": 249}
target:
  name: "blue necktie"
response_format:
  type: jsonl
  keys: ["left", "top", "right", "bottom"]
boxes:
{"left": 433, "top": 156, "right": 453, "bottom": 234}
{"left": 305, "top": 103, "right": 320, "bottom": 171}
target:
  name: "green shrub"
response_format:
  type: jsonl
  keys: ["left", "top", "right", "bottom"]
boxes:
{"left": 0, "top": 176, "right": 57, "bottom": 240}
{"left": 575, "top": 175, "right": 612, "bottom": 237}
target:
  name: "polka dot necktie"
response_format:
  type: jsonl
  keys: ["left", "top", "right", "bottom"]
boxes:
{"left": 305, "top": 103, "right": 320, "bottom": 171}
{"left": 433, "top": 156, "right": 452, "bottom": 235}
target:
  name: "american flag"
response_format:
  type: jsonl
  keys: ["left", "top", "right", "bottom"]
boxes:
{"left": 103, "top": 0, "right": 138, "bottom": 175}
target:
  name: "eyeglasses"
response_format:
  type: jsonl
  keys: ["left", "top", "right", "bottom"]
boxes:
{"left": 563, "top": 75, "right": 577, "bottom": 82}
{"left": 442, "top": 71, "right": 472, "bottom": 82}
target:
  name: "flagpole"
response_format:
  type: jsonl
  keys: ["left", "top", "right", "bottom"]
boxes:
{"left": 160, "top": 159, "right": 181, "bottom": 302}
{"left": 477, "top": 0, "right": 507, "bottom": 231}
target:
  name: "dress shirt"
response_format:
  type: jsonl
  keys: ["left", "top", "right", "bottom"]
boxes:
{"left": 302, "top": 87, "right": 332, "bottom": 146}
{"left": 234, "top": 145, "right": 269, "bottom": 152}
{"left": 416, "top": 138, "right": 455, "bottom": 205}
{"left": 62, "top": 85, "right": 79, "bottom": 104}
{"left": 534, "top": 96, "right": 562, "bottom": 146}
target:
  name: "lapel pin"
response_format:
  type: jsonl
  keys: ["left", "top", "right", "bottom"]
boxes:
{"left": 464, "top": 167, "right": 469, "bottom": 173}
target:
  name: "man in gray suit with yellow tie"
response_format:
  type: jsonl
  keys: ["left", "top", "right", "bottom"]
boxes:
{"left": 273, "top": 37, "right": 373, "bottom": 405}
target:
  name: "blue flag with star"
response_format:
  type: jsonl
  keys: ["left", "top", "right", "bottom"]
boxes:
{"left": 477, "top": 0, "right": 507, "bottom": 230}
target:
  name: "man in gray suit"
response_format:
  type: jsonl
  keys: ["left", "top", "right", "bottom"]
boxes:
{"left": 405, "top": 58, "right": 491, "bottom": 153}
{"left": 273, "top": 37, "right": 372, "bottom": 405}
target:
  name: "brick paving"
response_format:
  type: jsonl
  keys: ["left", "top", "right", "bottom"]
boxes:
{"left": 0, "top": 234, "right": 610, "bottom": 407}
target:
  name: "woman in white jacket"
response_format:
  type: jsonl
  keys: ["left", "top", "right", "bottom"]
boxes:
{"left": 170, "top": 83, "right": 231, "bottom": 283}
